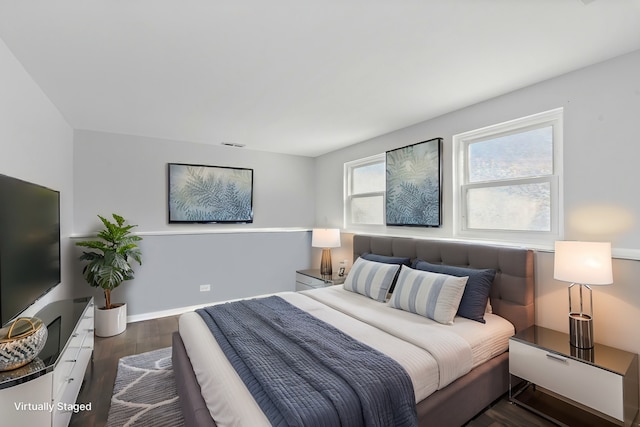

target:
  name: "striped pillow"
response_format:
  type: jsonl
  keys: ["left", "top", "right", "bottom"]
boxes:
{"left": 388, "top": 265, "right": 468, "bottom": 325}
{"left": 343, "top": 257, "right": 401, "bottom": 302}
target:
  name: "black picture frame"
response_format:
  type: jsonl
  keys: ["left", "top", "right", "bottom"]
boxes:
{"left": 168, "top": 163, "right": 254, "bottom": 224}
{"left": 385, "top": 137, "right": 442, "bottom": 227}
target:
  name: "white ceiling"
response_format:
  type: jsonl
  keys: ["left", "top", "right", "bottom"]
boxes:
{"left": 1, "top": 1, "right": 639, "bottom": 157}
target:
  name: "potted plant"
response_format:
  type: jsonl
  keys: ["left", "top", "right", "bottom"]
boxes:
{"left": 76, "top": 214, "right": 142, "bottom": 337}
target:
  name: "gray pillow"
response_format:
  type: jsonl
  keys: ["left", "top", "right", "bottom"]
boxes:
{"left": 360, "top": 253, "right": 410, "bottom": 293}
{"left": 388, "top": 265, "right": 468, "bottom": 325}
{"left": 344, "top": 258, "right": 401, "bottom": 302}
{"left": 412, "top": 260, "right": 496, "bottom": 323}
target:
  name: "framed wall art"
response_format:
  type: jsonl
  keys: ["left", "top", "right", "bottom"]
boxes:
{"left": 386, "top": 137, "right": 442, "bottom": 227}
{"left": 168, "top": 163, "right": 254, "bottom": 223}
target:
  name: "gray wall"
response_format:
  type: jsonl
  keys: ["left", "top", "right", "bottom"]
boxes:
{"left": 0, "top": 38, "right": 74, "bottom": 316}
{"left": 71, "top": 231, "right": 311, "bottom": 319}
{"left": 316, "top": 49, "right": 640, "bottom": 254}
{"left": 4, "top": 23, "right": 640, "bottom": 360}
{"left": 315, "top": 49, "right": 640, "bottom": 357}
{"left": 72, "top": 130, "right": 316, "bottom": 317}
{"left": 73, "top": 130, "right": 315, "bottom": 234}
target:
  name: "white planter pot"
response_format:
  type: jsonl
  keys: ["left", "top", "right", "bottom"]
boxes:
{"left": 94, "top": 303, "right": 127, "bottom": 337}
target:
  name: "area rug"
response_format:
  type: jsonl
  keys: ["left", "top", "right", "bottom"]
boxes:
{"left": 106, "top": 347, "right": 185, "bottom": 427}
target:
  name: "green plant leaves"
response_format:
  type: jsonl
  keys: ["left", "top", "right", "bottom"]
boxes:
{"left": 76, "top": 213, "right": 143, "bottom": 300}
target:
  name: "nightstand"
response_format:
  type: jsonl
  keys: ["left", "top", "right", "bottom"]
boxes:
{"left": 509, "top": 325, "right": 639, "bottom": 427}
{"left": 295, "top": 269, "right": 345, "bottom": 291}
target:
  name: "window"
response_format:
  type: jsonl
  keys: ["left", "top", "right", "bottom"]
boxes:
{"left": 344, "top": 154, "right": 385, "bottom": 227}
{"left": 453, "top": 108, "right": 563, "bottom": 244}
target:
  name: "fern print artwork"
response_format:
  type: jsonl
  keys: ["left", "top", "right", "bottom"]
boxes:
{"left": 386, "top": 138, "right": 441, "bottom": 227}
{"left": 168, "top": 163, "right": 253, "bottom": 223}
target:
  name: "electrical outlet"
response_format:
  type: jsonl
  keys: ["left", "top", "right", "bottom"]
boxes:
{"left": 200, "top": 284, "right": 211, "bottom": 292}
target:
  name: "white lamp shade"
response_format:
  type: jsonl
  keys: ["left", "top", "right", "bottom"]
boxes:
{"left": 554, "top": 241, "right": 613, "bottom": 285}
{"left": 311, "top": 228, "right": 341, "bottom": 248}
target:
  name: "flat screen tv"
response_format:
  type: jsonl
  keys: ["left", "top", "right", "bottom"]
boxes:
{"left": 0, "top": 174, "right": 61, "bottom": 326}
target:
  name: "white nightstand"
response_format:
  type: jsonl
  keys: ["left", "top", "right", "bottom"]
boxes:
{"left": 509, "top": 325, "right": 639, "bottom": 427}
{"left": 295, "top": 269, "right": 346, "bottom": 291}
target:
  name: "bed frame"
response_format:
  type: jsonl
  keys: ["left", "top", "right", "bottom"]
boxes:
{"left": 172, "top": 234, "right": 534, "bottom": 427}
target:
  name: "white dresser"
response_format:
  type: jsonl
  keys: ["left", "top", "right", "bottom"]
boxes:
{"left": 509, "top": 325, "right": 639, "bottom": 426}
{"left": 0, "top": 297, "right": 94, "bottom": 427}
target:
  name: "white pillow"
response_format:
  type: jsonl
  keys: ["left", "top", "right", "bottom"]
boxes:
{"left": 388, "top": 265, "right": 468, "bottom": 325}
{"left": 343, "top": 257, "right": 401, "bottom": 302}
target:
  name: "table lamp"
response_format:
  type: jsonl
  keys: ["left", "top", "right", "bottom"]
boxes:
{"left": 553, "top": 241, "right": 613, "bottom": 349}
{"left": 311, "top": 229, "right": 341, "bottom": 276}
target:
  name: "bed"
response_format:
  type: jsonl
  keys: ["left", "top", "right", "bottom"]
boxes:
{"left": 172, "top": 235, "right": 534, "bottom": 427}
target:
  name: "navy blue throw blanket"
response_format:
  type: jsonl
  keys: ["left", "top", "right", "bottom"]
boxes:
{"left": 197, "top": 296, "right": 417, "bottom": 427}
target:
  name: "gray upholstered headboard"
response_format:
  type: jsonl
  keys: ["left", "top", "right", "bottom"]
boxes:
{"left": 353, "top": 235, "right": 534, "bottom": 332}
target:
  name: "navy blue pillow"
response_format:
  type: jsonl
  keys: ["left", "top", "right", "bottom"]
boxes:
{"left": 360, "top": 253, "right": 411, "bottom": 293}
{"left": 412, "top": 260, "right": 496, "bottom": 323}
{"left": 361, "top": 253, "right": 411, "bottom": 266}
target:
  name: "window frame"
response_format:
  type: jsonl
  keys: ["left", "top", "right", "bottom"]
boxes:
{"left": 344, "top": 153, "right": 386, "bottom": 229}
{"left": 453, "top": 108, "right": 564, "bottom": 245}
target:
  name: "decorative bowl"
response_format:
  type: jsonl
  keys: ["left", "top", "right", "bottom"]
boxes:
{"left": 0, "top": 317, "right": 48, "bottom": 371}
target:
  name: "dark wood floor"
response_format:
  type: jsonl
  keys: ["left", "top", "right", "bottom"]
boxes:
{"left": 70, "top": 315, "right": 180, "bottom": 427}
{"left": 70, "top": 315, "right": 635, "bottom": 427}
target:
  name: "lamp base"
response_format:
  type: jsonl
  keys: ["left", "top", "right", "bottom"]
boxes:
{"left": 320, "top": 248, "right": 332, "bottom": 276}
{"left": 571, "top": 345, "right": 595, "bottom": 362}
{"left": 569, "top": 313, "right": 593, "bottom": 349}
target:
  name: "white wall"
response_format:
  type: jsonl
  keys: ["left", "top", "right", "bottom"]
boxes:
{"left": 0, "top": 38, "right": 74, "bottom": 316}
{"left": 72, "top": 130, "right": 316, "bottom": 316}
{"left": 315, "top": 50, "right": 640, "bottom": 356}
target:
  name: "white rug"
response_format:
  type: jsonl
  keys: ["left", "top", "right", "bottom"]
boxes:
{"left": 106, "top": 347, "right": 185, "bottom": 427}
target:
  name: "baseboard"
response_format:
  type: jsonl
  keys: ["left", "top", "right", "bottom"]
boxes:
{"left": 126, "top": 303, "right": 213, "bottom": 323}
{"left": 126, "top": 292, "right": 279, "bottom": 323}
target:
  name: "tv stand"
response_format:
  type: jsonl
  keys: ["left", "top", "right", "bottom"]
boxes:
{"left": 0, "top": 297, "right": 94, "bottom": 427}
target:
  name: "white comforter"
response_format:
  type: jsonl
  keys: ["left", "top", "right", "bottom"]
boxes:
{"left": 179, "top": 286, "right": 514, "bottom": 427}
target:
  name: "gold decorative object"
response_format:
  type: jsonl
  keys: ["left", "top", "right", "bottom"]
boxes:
{"left": 0, "top": 317, "right": 48, "bottom": 371}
